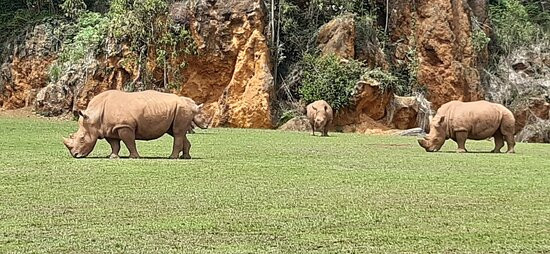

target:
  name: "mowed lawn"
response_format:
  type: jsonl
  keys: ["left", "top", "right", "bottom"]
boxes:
{"left": 0, "top": 116, "right": 549, "bottom": 253}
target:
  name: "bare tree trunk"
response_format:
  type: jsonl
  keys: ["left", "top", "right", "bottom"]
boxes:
{"left": 273, "top": 0, "right": 282, "bottom": 89}
{"left": 385, "top": 0, "right": 389, "bottom": 34}
{"left": 163, "top": 57, "right": 168, "bottom": 91}
{"left": 271, "top": 0, "right": 276, "bottom": 47}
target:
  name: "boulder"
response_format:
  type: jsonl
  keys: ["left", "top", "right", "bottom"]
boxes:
{"left": 279, "top": 116, "right": 311, "bottom": 132}
{"left": 317, "top": 14, "right": 356, "bottom": 59}
{"left": 333, "top": 79, "right": 393, "bottom": 133}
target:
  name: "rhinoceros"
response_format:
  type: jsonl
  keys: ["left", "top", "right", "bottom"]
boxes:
{"left": 306, "top": 100, "right": 334, "bottom": 136}
{"left": 63, "top": 90, "right": 208, "bottom": 159}
{"left": 418, "top": 100, "right": 516, "bottom": 153}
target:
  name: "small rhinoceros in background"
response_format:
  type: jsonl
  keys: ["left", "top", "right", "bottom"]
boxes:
{"left": 306, "top": 100, "right": 334, "bottom": 136}
{"left": 63, "top": 90, "right": 209, "bottom": 159}
{"left": 418, "top": 100, "right": 516, "bottom": 153}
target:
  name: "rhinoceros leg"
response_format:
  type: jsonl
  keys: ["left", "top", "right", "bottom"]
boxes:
{"left": 504, "top": 134, "right": 516, "bottom": 153}
{"left": 181, "top": 136, "right": 192, "bottom": 160}
{"left": 322, "top": 125, "right": 329, "bottom": 137}
{"left": 106, "top": 138, "right": 121, "bottom": 159}
{"left": 118, "top": 128, "right": 140, "bottom": 159}
{"left": 169, "top": 135, "right": 184, "bottom": 159}
{"left": 492, "top": 131, "right": 504, "bottom": 153}
{"left": 455, "top": 131, "right": 468, "bottom": 153}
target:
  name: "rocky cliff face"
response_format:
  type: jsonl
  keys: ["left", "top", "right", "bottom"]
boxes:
{"left": 388, "top": 0, "right": 487, "bottom": 108}
{"left": 486, "top": 42, "right": 550, "bottom": 142}
{"left": 174, "top": 0, "right": 274, "bottom": 128}
{"left": 1, "top": 0, "right": 274, "bottom": 128}
{"left": 0, "top": 0, "right": 548, "bottom": 142}
{"left": 0, "top": 20, "right": 62, "bottom": 110}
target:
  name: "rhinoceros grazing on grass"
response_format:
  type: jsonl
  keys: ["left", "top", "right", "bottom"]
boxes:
{"left": 418, "top": 100, "right": 516, "bottom": 153}
{"left": 306, "top": 100, "right": 333, "bottom": 136}
{"left": 63, "top": 90, "right": 208, "bottom": 159}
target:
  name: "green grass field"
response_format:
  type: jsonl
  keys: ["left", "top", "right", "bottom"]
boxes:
{"left": 0, "top": 116, "right": 549, "bottom": 253}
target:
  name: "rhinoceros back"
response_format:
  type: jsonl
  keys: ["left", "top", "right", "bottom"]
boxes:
{"left": 441, "top": 100, "right": 514, "bottom": 140}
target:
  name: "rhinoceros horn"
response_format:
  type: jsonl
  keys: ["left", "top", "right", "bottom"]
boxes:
{"left": 63, "top": 137, "right": 73, "bottom": 148}
{"left": 417, "top": 138, "right": 427, "bottom": 148}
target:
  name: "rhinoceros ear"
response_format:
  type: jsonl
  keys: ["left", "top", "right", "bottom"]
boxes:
{"left": 438, "top": 116, "right": 445, "bottom": 124}
{"left": 197, "top": 104, "right": 204, "bottom": 110}
{"left": 78, "top": 110, "right": 89, "bottom": 120}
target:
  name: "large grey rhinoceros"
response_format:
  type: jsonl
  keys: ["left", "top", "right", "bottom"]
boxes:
{"left": 63, "top": 90, "right": 208, "bottom": 159}
{"left": 418, "top": 100, "right": 516, "bottom": 153}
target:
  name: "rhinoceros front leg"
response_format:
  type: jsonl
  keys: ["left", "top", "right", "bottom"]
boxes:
{"left": 170, "top": 135, "right": 184, "bottom": 159}
{"left": 455, "top": 131, "right": 468, "bottom": 153}
{"left": 106, "top": 138, "right": 121, "bottom": 159}
{"left": 181, "top": 135, "right": 192, "bottom": 160}
{"left": 322, "top": 125, "right": 329, "bottom": 137}
{"left": 118, "top": 128, "right": 140, "bottom": 159}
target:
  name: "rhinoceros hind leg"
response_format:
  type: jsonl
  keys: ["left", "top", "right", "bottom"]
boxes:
{"left": 455, "top": 131, "right": 468, "bottom": 153}
{"left": 106, "top": 138, "right": 121, "bottom": 159}
{"left": 180, "top": 136, "right": 192, "bottom": 159}
{"left": 492, "top": 131, "right": 504, "bottom": 153}
{"left": 118, "top": 128, "right": 140, "bottom": 159}
{"left": 504, "top": 134, "right": 516, "bottom": 153}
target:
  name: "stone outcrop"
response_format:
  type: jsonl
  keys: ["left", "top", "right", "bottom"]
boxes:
{"left": 332, "top": 79, "right": 392, "bottom": 133}
{"left": 486, "top": 42, "right": 550, "bottom": 142}
{"left": 385, "top": 94, "right": 432, "bottom": 131}
{"left": 35, "top": 42, "right": 140, "bottom": 117}
{"left": 279, "top": 116, "right": 311, "bottom": 132}
{"left": 169, "top": 0, "right": 274, "bottom": 128}
{"left": 388, "top": 0, "right": 487, "bottom": 108}
{"left": 0, "top": 20, "right": 64, "bottom": 109}
{"left": 317, "top": 14, "right": 356, "bottom": 59}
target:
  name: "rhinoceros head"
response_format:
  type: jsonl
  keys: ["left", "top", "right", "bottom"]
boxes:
{"left": 311, "top": 105, "right": 329, "bottom": 129}
{"left": 63, "top": 111, "right": 98, "bottom": 158}
{"left": 192, "top": 104, "right": 211, "bottom": 129}
{"left": 418, "top": 115, "right": 446, "bottom": 152}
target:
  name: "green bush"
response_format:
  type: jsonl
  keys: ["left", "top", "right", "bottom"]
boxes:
{"left": 490, "top": 0, "right": 543, "bottom": 53}
{"left": 109, "top": 0, "right": 168, "bottom": 46}
{"left": 299, "top": 54, "right": 364, "bottom": 111}
{"left": 471, "top": 21, "right": 491, "bottom": 52}
{"left": 277, "top": 0, "right": 379, "bottom": 83}
{"left": 48, "top": 63, "right": 62, "bottom": 82}
{"left": 363, "top": 68, "right": 402, "bottom": 94}
{"left": 48, "top": 11, "right": 107, "bottom": 81}
{"left": 61, "top": 0, "right": 87, "bottom": 19}
{"left": 57, "top": 11, "right": 108, "bottom": 64}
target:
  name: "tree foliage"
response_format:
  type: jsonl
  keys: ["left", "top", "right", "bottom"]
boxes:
{"left": 299, "top": 54, "right": 365, "bottom": 111}
{"left": 489, "top": 0, "right": 550, "bottom": 53}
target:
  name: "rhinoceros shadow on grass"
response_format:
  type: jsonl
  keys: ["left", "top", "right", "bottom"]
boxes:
{"left": 82, "top": 156, "right": 206, "bottom": 160}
